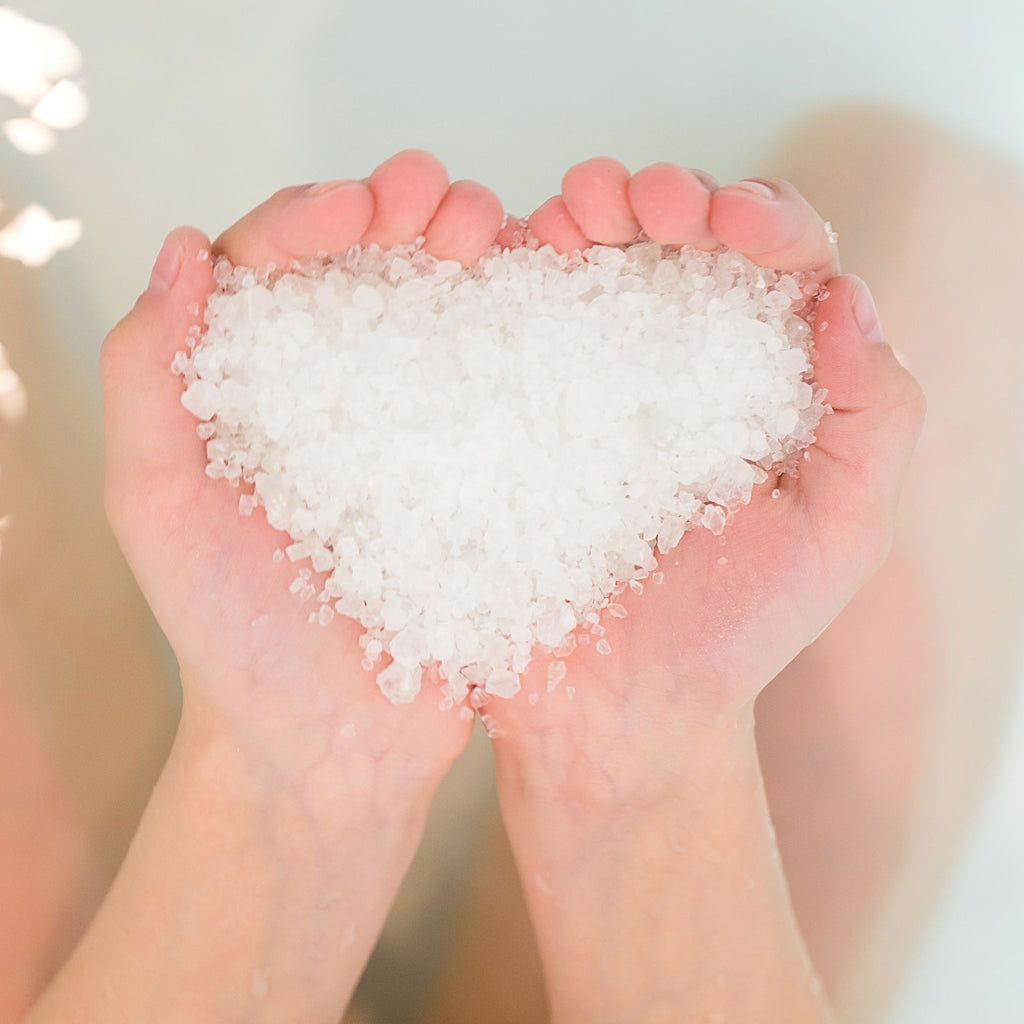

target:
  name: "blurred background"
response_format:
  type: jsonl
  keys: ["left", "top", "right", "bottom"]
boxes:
{"left": 1, "top": 0, "right": 1022, "bottom": 1021}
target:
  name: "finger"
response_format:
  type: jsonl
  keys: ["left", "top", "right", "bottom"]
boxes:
{"left": 360, "top": 148, "right": 450, "bottom": 248}
{"left": 422, "top": 179, "right": 505, "bottom": 266}
{"left": 213, "top": 180, "right": 374, "bottom": 269}
{"left": 561, "top": 156, "right": 641, "bottom": 245}
{"left": 526, "top": 196, "right": 591, "bottom": 254}
{"left": 803, "top": 275, "right": 925, "bottom": 541}
{"left": 627, "top": 162, "right": 718, "bottom": 248}
{"left": 100, "top": 228, "right": 216, "bottom": 542}
{"left": 709, "top": 177, "right": 841, "bottom": 284}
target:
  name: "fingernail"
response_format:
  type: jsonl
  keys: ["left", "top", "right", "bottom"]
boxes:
{"left": 305, "top": 179, "right": 365, "bottom": 198}
{"left": 147, "top": 233, "right": 182, "bottom": 294}
{"left": 852, "top": 278, "right": 886, "bottom": 343}
{"left": 731, "top": 179, "right": 776, "bottom": 200}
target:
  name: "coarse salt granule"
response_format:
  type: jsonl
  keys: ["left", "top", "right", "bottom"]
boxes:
{"left": 176, "top": 240, "right": 827, "bottom": 706}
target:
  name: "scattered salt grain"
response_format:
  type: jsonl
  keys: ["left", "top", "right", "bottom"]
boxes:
{"left": 595, "top": 638, "right": 612, "bottom": 655}
{"left": 566, "top": 686, "right": 576, "bottom": 700}
{"left": 176, "top": 241, "right": 825, "bottom": 706}
{"left": 547, "top": 660, "right": 567, "bottom": 691}
{"left": 272, "top": 548, "right": 285, "bottom": 563}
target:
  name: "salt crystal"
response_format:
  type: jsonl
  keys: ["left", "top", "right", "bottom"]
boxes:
{"left": 566, "top": 686, "right": 576, "bottom": 700}
{"left": 547, "top": 660, "right": 567, "bottom": 691}
{"left": 339, "top": 722, "right": 356, "bottom": 738}
{"left": 177, "top": 241, "right": 825, "bottom": 706}
{"left": 595, "top": 638, "right": 612, "bottom": 655}
{"left": 484, "top": 669, "right": 521, "bottom": 699}
{"left": 650, "top": 571, "right": 664, "bottom": 585}
{"left": 376, "top": 661, "right": 421, "bottom": 704}
{"left": 272, "top": 548, "right": 285, "bottom": 563}
{"left": 180, "top": 379, "right": 219, "bottom": 420}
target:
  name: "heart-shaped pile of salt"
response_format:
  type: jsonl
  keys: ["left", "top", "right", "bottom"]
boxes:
{"left": 174, "top": 241, "right": 825, "bottom": 706}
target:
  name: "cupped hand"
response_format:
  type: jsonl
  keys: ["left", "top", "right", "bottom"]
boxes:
{"left": 486, "top": 159, "right": 925, "bottom": 806}
{"left": 101, "top": 150, "right": 505, "bottom": 779}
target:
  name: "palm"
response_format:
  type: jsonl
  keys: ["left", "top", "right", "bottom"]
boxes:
{"left": 102, "top": 152, "right": 509, "bottom": 767}
{"left": 485, "top": 160, "right": 923, "bottom": 782}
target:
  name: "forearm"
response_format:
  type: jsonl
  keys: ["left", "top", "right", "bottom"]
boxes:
{"left": 494, "top": 709, "right": 833, "bottom": 1024}
{"left": 27, "top": 689, "right": 439, "bottom": 1024}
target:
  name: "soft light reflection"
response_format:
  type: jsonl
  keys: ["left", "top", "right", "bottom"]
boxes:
{"left": 1, "top": 6, "right": 87, "bottom": 544}
{"left": 0, "top": 5, "right": 88, "bottom": 264}
{"left": 0, "top": 203, "right": 82, "bottom": 267}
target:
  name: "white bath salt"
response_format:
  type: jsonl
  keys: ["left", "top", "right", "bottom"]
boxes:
{"left": 607, "top": 603, "right": 628, "bottom": 619}
{"left": 272, "top": 548, "right": 285, "bottom": 563}
{"left": 177, "top": 240, "right": 826, "bottom": 706}
{"left": 544, "top": 659, "right": 569, "bottom": 692}
{"left": 595, "top": 638, "right": 612, "bottom": 655}
{"left": 238, "top": 493, "right": 258, "bottom": 516}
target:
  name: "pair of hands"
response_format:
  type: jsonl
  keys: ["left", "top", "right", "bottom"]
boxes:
{"left": 101, "top": 147, "right": 923, "bottom": 842}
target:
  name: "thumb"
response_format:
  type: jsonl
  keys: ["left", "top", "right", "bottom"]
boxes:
{"left": 100, "top": 227, "right": 215, "bottom": 543}
{"left": 801, "top": 274, "right": 926, "bottom": 556}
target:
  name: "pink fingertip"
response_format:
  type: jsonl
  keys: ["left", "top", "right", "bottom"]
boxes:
{"left": 147, "top": 233, "right": 182, "bottom": 294}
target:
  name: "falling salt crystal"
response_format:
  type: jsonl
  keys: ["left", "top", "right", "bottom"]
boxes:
{"left": 650, "top": 572, "right": 664, "bottom": 585}
{"left": 817, "top": 320, "right": 829, "bottom": 332}
{"left": 629, "top": 579, "right": 643, "bottom": 595}
{"left": 771, "top": 488, "right": 781, "bottom": 499}
{"left": 272, "top": 548, "right": 285, "bottom": 563}
{"left": 566, "top": 686, "right": 576, "bottom": 700}
{"left": 317, "top": 605, "right": 335, "bottom": 626}
{"left": 528, "top": 693, "right": 540, "bottom": 706}
{"left": 360, "top": 657, "right": 373, "bottom": 671}
{"left": 595, "top": 638, "right": 612, "bottom": 655}
{"left": 238, "top": 494, "right": 258, "bottom": 516}
{"left": 717, "top": 556, "right": 729, "bottom": 566}
{"left": 299, "top": 584, "right": 316, "bottom": 601}
{"left": 607, "top": 603, "right": 628, "bottom": 618}
{"left": 288, "top": 577, "right": 304, "bottom": 594}
{"left": 187, "top": 302, "right": 200, "bottom": 317}
{"left": 469, "top": 688, "right": 489, "bottom": 709}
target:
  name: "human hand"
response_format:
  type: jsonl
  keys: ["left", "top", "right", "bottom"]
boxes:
{"left": 487, "top": 159, "right": 925, "bottom": 790}
{"left": 100, "top": 150, "right": 506, "bottom": 780}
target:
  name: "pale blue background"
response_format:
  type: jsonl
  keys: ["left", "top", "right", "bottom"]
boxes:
{"left": 3, "top": 0, "right": 1023, "bottom": 1019}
